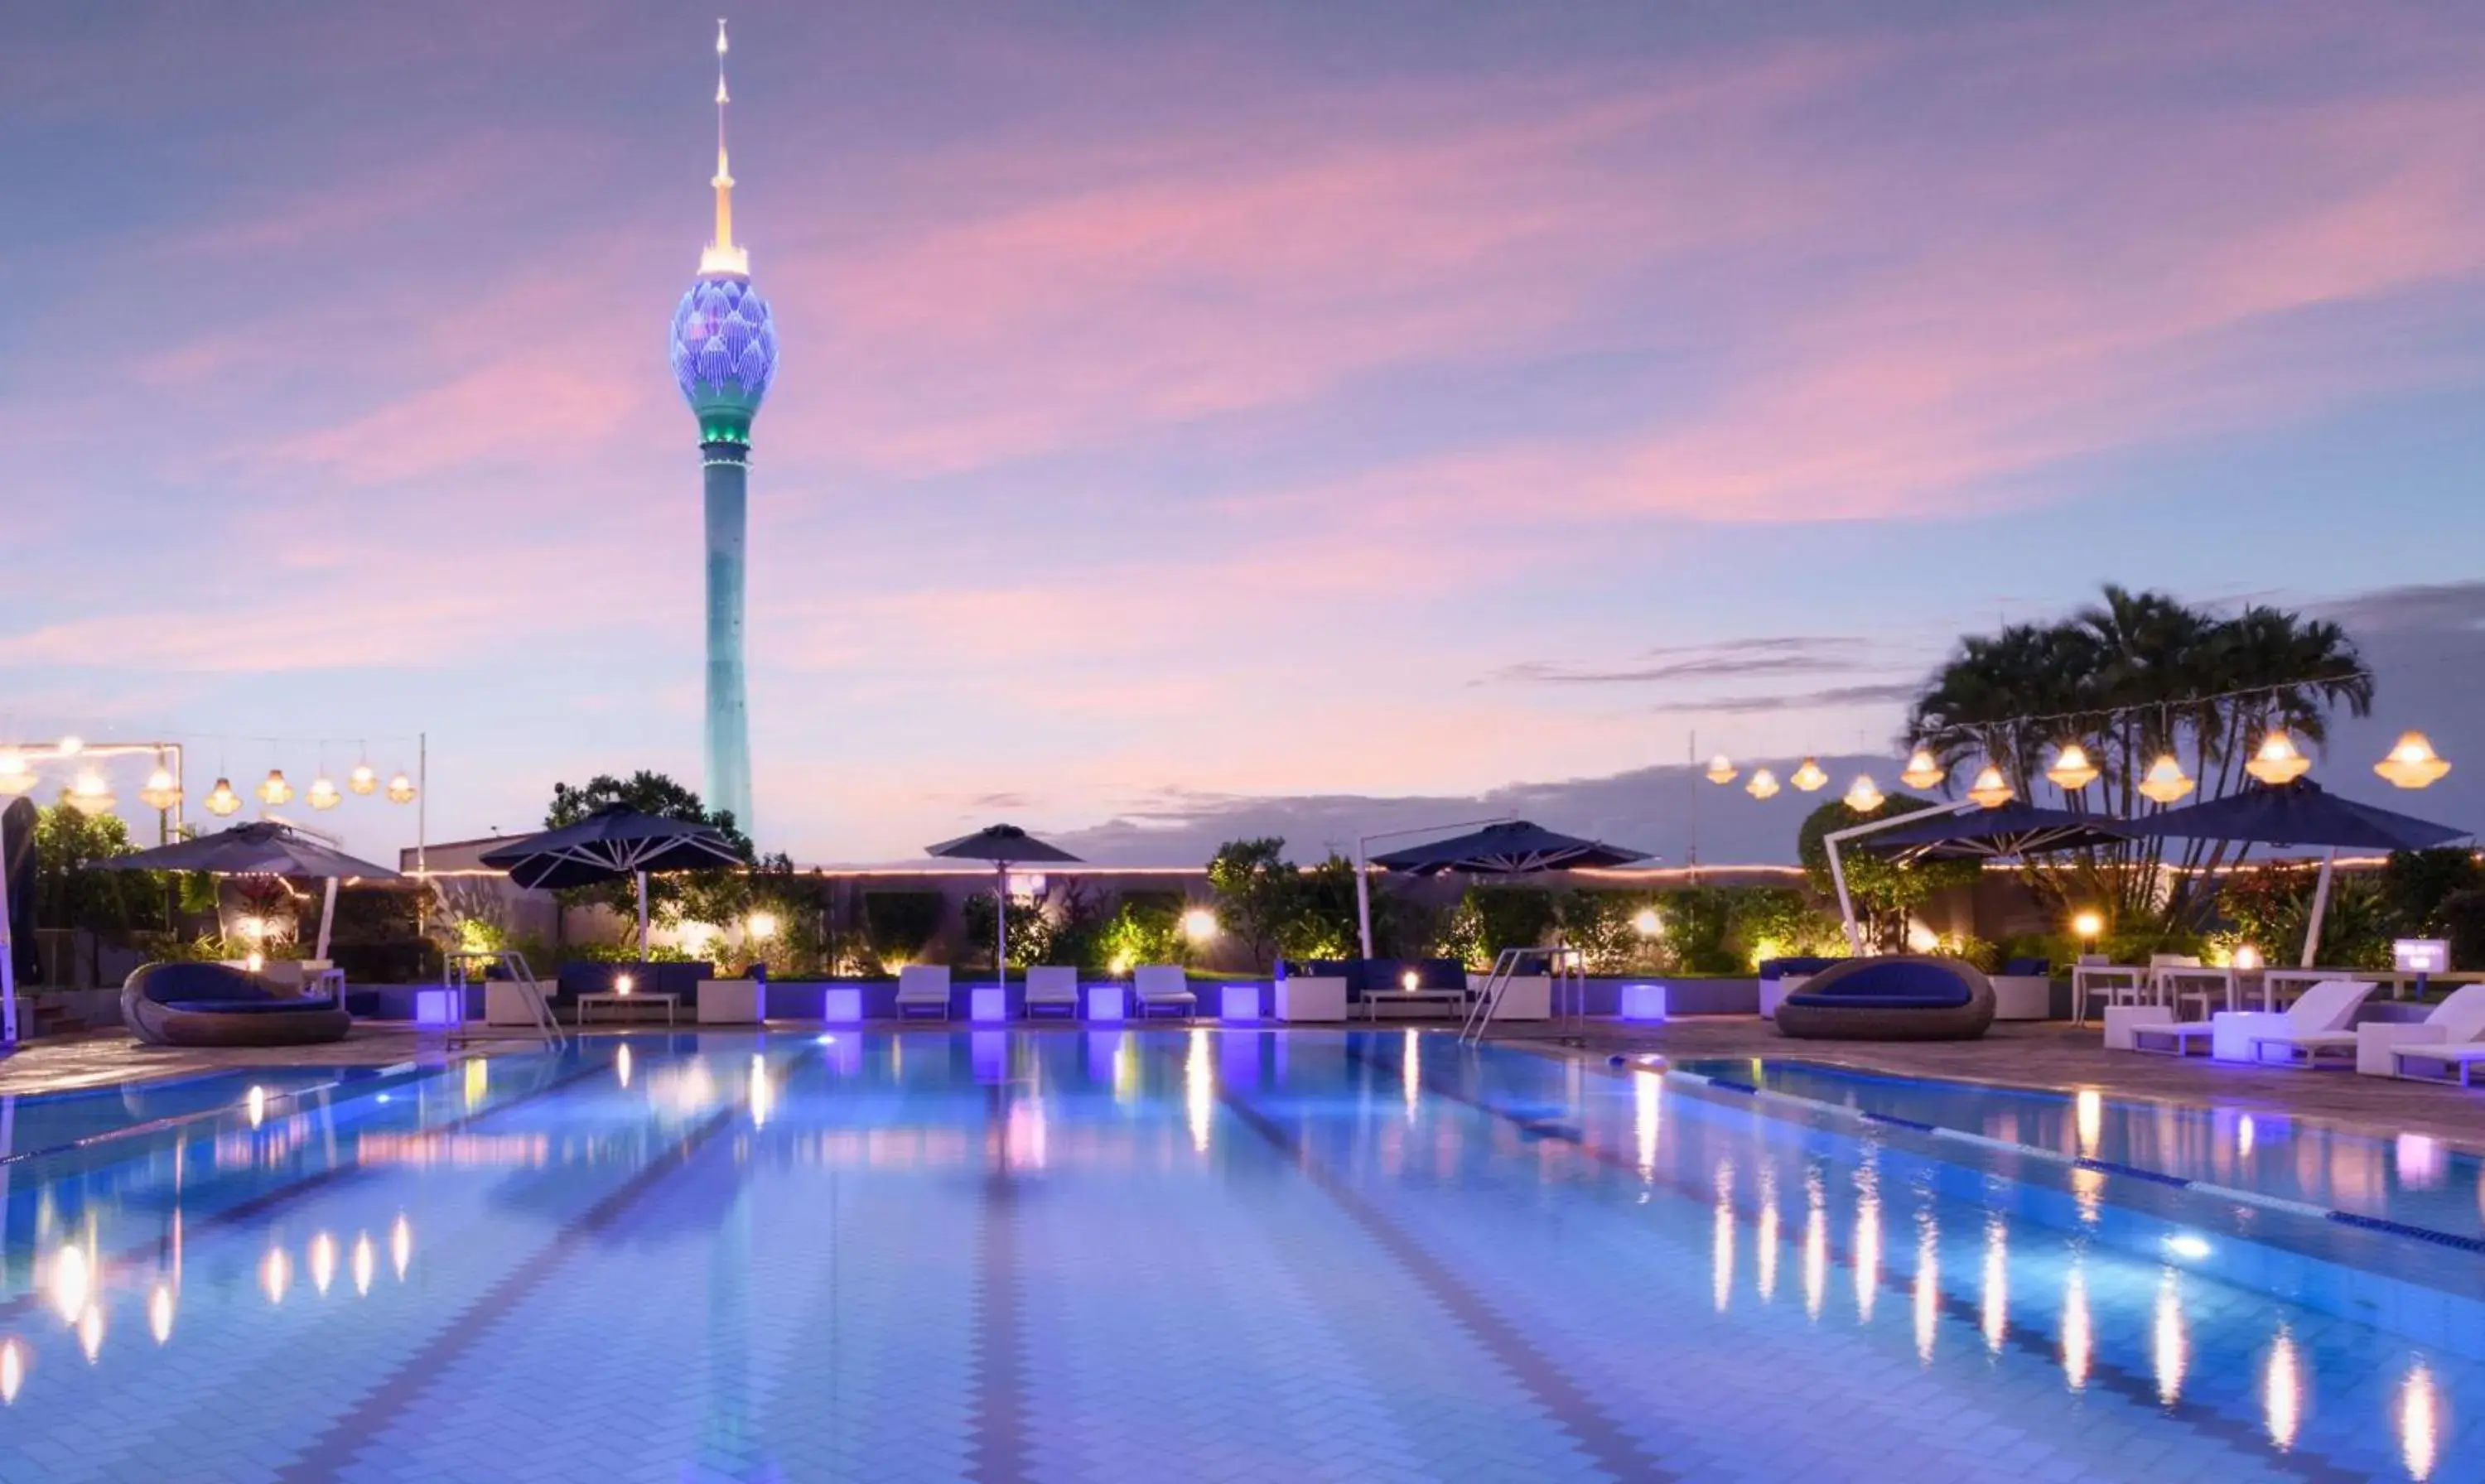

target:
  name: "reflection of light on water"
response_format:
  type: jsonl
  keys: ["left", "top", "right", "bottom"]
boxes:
{"left": 1402, "top": 1029, "right": 1421, "bottom": 1122}
{"left": 310, "top": 1232, "right": 338, "bottom": 1295}
{"left": 1113, "top": 1036, "right": 1138, "bottom": 1105}
{"left": 1755, "top": 1168, "right": 1780, "bottom": 1302}
{"left": 149, "top": 1284, "right": 175, "bottom": 1345}
{"left": 1853, "top": 1166, "right": 1881, "bottom": 1323}
{"left": 1981, "top": 1217, "right": 2007, "bottom": 1353}
{"left": 50, "top": 1242, "right": 91, "bottom": 1323}
{"left": 77, "top": 1303, "right": 104, "bottom": 1362}
{"left": 1802, "top": 1169, "right": 1826, "bottom": 1322}
{"left": 615, "top": 1044, "right": 634, "bottom": 1089}
{"left": 2061, "top": 1264, "right": 2091, "bottom": 1391}
{"left": 2397, "top": 1134, "right": 2445, "bottom": 1189}
{"left": 1632, "top": 1072, "right": 1661, "bottom": 1179}
{"left": 748, "top": 1054, "right": 775, "bottom": 1129}
{"left": 463, "top": 1058, "right": 489, "bottom": 1110}
{"left": 2237, "top": 1115, "right": 2256, "bottom": 1160}
{"left": 1187, "top": 1029, "right": 1215, "bottom": 1154}
{"left": 649, "top": 1059, "right": 719, "bottom": 1117}
{"left": 1711, "top": 1161, "right": 1736, "bottom": 1313}
{"left": 352, "top": 1233, "right": 376, "bottom": 1296}
{"left": 262, "top": 1246, "right": 292, "bottom": 1305}
{"left": 1005, "top": 1096, "right": 1049, "bottom": 1170}
{"left": 2074, "top": 1090, "right": 2101, "bottom": 1158}
{"left": 2070, "top": 1167, "right": 2104, "bottom": 1226}
{"left": 0, "top": 1339, "right": 21, "bottom": 1404}
{"left": 1913, "top": 1212, "right": 1938, "bottom": 1364}
{"left": 2153, "top": 1270, "right": 2187, "bottom": 1406}
{"left": 2401, "top": 1363, "right": 2439, "bottom": 1481}
{"left": 390, "top": 1215, "right": 413, "bottom": 1280}
{"left": 2264, "top": 1330, "right": 2302, "bottom": 1452}
{"left": 247, "top": 1084, "right": 268, "bottom": 1129}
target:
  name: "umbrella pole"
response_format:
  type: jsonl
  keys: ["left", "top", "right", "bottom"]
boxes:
{"left": 996, "top": 862, "right": 1008, "bottom": 991}
{"left": 316, "top": 877, "right": 339, "bottom": 962}
{"left": 1354, "top": 840, "right": 1373, "bottom": 960}
{"left": 0, "top": 831, "right": 15, "bottom": 1050}
{"left": 637, "top": 870, "right": 650, "bottom": 961}
{"left": 2301, "top": 846, "right": 2337, "bottom": 969}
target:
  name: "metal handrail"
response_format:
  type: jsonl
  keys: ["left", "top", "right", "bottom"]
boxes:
{"left": 446, "top": 950, "right": 564, "bottom": 1046}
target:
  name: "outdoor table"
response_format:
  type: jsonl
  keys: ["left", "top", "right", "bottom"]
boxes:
{"left": 2072, "top": 964, "right": 2147, "bottom": 1025}
{"left": 2154, "top": 966, "right": 2250, "bottom": 1017}
{"left": 1359, "top": 988, "right": 1469, "bottom": 1021}
{"left": 577, "top": 990, "right": 678, "bottom": 1026}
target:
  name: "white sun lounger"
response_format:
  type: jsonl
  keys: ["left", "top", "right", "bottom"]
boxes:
{"left": 1025, "top": 966, "right": 1080, "bottom": 1019}
{"left": 2393, "top": 1042, "right": 2485, "bottom": 1087}
{"left": 895, "top": 964, "right": 953, "bottom": 1020}
{"left": 1132, "top": 965, "right": 1197, "bottom": 1019}
{"left": 2129, "top": 978, "right": 2374, "bottom": 1058}
{"left": 2254, "top": 981, "right": 2485, "bottom": 1070}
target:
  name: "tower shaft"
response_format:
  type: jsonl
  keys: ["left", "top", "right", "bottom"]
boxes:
{"left": 702, "top": 444, "right": 753, "bottom": 834}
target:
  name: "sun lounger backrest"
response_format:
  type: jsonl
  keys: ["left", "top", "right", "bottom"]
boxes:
{"left": 2285, "top": 979, "right": 2375, "bottom": 1031}
{"left": 1025, "top": 966, "right": 1078, "bottom": 1000}
{"left": 898, "top": 964, "right": 951, "bottom": 998}
{"left": 2149, "top": 953, "right": 2201, "bottom": 968}
{"left": 2424, "top": 981, "right": 2485, "bottom": 1043}
{"left": 1133, "top": 965, "right": 1189, "bottom": 999}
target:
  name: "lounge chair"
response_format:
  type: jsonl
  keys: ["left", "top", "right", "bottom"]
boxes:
{"left": 895, "top": 964, "right": 953, "bottom": 1020}
{"left": 2393, "top": 1042, "right": 2485, "bottom": 1087}
{"left": 1774, "top": 956, "right": 1995, "bottom": 1041}
{"left": 2253, "top": 981, "right": 2485, "bottom": 1070}
{"left": 1025, "top": 966, "right": 1080, "bottom": 1019}
{"left": 1132, "top": 965, "right": 1197, "bottom": 1019}
{"left": 2129, "top": 978, "right": 2373, "bottom": 1058}
{"left": 122, "top": 961, "right": 351, "bottom": 1047}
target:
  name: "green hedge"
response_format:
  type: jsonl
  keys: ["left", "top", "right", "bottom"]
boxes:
{"left": 861, "top": 891, "right": 944, "bottom": 962}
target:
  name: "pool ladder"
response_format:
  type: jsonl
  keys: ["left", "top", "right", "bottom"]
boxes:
{"left": 1459, "top": 945, "right": 1589, "bottom": 1044}
{"left": 445, "top": 951, "right": 567, "bottom": 1047}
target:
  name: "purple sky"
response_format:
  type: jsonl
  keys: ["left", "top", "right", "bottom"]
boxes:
{"left": 6, "top": 2, "right": 2484, "bottom": 865}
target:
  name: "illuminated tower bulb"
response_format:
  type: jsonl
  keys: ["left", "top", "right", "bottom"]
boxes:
{"left": 1899, "top": 748, "right": 1943, "bottom": 790}
{"left": 1704, "top": 754, "right": 1739, "bottom": 785}
{"left": 2245, "top": 730, "right": 2310, "bottom": 785}
{"left": 1966, "top": 764, "right": 2015, "bottom": 808}
{"left": 257, "top": 768, "right": 293, "bottom": 806}
{"left": 386, "top": 772, "right": 417, "bottom": 804}
{"left": 2044, "top": 743, "right": 2099, "bottom": 792}
{"left": 1843, "top": 775, "right": 1884, "bottom": 814}
{"left": 2375, "top": 731, "right": 2451, "bottom": 790}
{"left": 348, "top": 761, "right": 379, "bottom": 795}
{"left": 1745, "top": 768, "right": 1779, "bottom": 800}
{"left": 307, "top": 775, "right": 341, "bottom": 810}
{"left": 1789, "top": 757, "right": 1828, "bottom": 793}
{"left": 205, "top": 777, "right": 244, "bottom": 816}
{"left": 2137, "top": 754, "right": 2195, "bottom": 805}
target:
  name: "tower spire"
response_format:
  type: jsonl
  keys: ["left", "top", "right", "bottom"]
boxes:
{"left": 700, "top": 17, "right": 750, "bottom": 277}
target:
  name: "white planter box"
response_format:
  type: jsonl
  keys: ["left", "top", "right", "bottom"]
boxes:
{"left": 485, "top": 980, "right": 544, "bottom": 1027}
{"left": 1219, "top": 983, "right": 1260, "bottom": 1020}
{"left": 2359, "top": 1020, "right": 2446, "bottom": 1077}
{"left": 1991, "top": 976, "right": 2052, "bottom": 1021}
{"left": 970, "top": 985, "right": 1010, "bottom": 1023}
{"left": 1272, "top": 976, "right": 1346, "bottom": 1022}
{"left": 2102, "top": 1004, "right": 2172, "bottom": 1051}
{"left": 697, "top": 979, "right": 765, "bottom": 1024}
{"left": 1490, "top": 976, "right": 1551, "bottom": 1020}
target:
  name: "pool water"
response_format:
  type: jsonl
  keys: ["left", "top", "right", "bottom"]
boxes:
{"left": 0, "top": 1030, "right": 2473, "bottom": 1482}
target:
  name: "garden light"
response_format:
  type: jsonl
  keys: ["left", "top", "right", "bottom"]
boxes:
{"left": 1632, "top": 907, "right": 1663, "bottom": 937}
{"left": 2044, "top": 743, "right": 2100, "bottom": 792}
{"left": 1180, "top": 907, "right": 1218, "bottom": 941}
{"left": 2245, "top": 731, "right": 2309, "bottom": 786}
{"left": 2374, "top": 731, "right": 2450, "bottom": 789}
{"left": 615, "top": 974, "right": 635, "bottom": 996}
{"left": 2072, "top": 910, "right": 2103, "bottom": 942}
{"left": 747, "top": 910, "right": 779, "bottom": 940}
{"left": 2232, "top": 944, "right": 2263, "bottom": 971}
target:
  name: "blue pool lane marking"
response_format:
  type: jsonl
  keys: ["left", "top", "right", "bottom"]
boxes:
{"left": 1654, "top": 1062, "right": 2485, "bottom": 1255}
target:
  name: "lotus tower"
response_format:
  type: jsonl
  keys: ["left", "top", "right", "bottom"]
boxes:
{"left": 668, "top": 18, "right": 779, "bottom": 836}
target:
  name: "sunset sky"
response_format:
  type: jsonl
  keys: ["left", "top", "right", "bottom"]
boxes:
{"left": 7, "top": 1, "right": 2483, "bottom": 865}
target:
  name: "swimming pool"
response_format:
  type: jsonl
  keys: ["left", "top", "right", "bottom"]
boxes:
{"left": 0, "top": 1030, "right": 2473, "bottom": 1481}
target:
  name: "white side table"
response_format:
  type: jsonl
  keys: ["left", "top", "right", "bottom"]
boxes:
{"left": 697, "top": 979, "right": 765, "bottom": 1024}
{"left": 578, "top": 991, "right": 678, "bottom": 1026}
{"left": 1273, "top": 976, "right": 1346, "bottom": 1022}
{"left": 2101, "top": 1004, "right": 2172, "bottom": 1051}
{"left": 1990, "top": 976, "right": 2052, "bottom": 1021}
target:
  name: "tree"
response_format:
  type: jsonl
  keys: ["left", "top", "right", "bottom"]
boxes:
{"left": 540, "top": 771, "right": 756, "bottom": 930}
{"left": 1206, "top": 837, "right": 1299, "bottom": 967}
{"left": 33, "top": 802, "right": 161, "bottom": 933}
{"left": 1796, "top": 794, "right": 1978, "bottom": 952}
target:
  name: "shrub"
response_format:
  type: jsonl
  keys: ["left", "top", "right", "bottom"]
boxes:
{"left": 1094, "top": 890, "right": 1184, "bottom": 973}
{"left": 861, "top": 891, "right": 943, "bottom": 965}
{"left": 2443, "top": 889, "right": 2485, "bottom": 971}
{"left": 2381, "top": 849, "right": 2484, "bottom": 938}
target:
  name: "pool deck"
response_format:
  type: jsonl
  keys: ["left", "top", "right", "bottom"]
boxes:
{"left": 7, "top": 1014, "right": 2484, "bottom": 1154}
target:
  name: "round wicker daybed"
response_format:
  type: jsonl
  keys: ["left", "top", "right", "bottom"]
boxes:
{"left": 121, "top": 961, "right": 352, "bottom": 1048}
{"left": 1773, "top": 955, "right": 1995, "bottom": 1041}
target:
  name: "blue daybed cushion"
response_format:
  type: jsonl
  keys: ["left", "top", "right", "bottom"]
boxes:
{"left": 137, "top": 961, "right": 296, "bottom": 1007}
{"left": 1759, "top": 956, "right": 1841, "bottom": 982}
{"left": 1782, "top": 959, "right": 1972, "bottom": 1010}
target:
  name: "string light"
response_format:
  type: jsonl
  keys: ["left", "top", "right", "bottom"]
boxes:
{"left": 1704, "top": 754, "right": 1739, "bottom": 786}
{"left": 0, "top": 751, "right": 35, "bottom": 796}
{"left": 257, "top": 768, "right": 293, "bottom": 806}
{"left": 2375, "top": 731, "right": 2451, "bottom": 790}
{"left": 1745, "top": 768, "right": 1780, "bottom": 800}
{"left": 55, "top": 735, "right": 82, "bottom": 758}
{"left": 1966, "top": 764, "right": 2015, "bottom": 808}
{"left": 349, "top": 761, "right": 379, "bottom": 796}
{"left": 1842, "top": 775, "right": 1885, "bottom": 813}
{"left": 2072, "top": 910, "right": 2103, "bottom": 942}
{"left": 386, "top": 772, "right": 417, "bottom": 805}
{"left": 1900, "top": 749, "right": 1943, "bottom": 790}
{"left": 2136, "top": 754, "right": 2196, "bottom": 805}
{"left": 307, "top": 775, "right": 342, "bottom": 810}
{"left": 2245, "top": 731, "right": 2309, "bottom": 786}
{"left": 205, "top": 778, "right": 244, "bottom": 817}
{"left": 138, "top": 767, "right": 181, "bottom": 811}
{"left": 2044, "top": 743, "right": 2099, "bottom": 792}
{"left": 65, "top": 772, "right": 115, "bottom": 817}
{"left": 1789, "top": 757, "right": 1828, "bottom": 793}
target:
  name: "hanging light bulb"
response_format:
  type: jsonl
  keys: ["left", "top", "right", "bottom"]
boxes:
{"left": 2375, "top": 731, "right": 2452, "bottom": 790}
{"left": 2245, "top": 730, "right": 2310, "bottom": 786}
{"left": 1704, "top": 754, "right": 1739, "bottom": 786}
{"left": 257, "top": 768, "right": 293, "bottom": 806}
{"left": 55, "top": 735, "right": 83, "bottom": 758}
{"left": 65, "top": 771, "right": 115, "bottom": 817}
{"left": 307, "top": 775, "right": 341, "bottom": 810}
{"left": 1843, "top": 775, "right": 1885, "bottom": 813}
{"left": 1900, "top": 749, "right": 1943, "bottom": 790}
{"left": 2044, "top": 742, "right": 2100, "bottom": 792}
{"left": 1789, "top": 757, "right": 1828, "bottom": 793}
{"left": 386, "top": 772, "right": 417, "bottom": 805}
{"left": 138, "top": 767, "right": 181, "bottom": 811}
{"left": 1966, "top": 764, "right": 2015, "bottom": 808}
{"left": 205, "top": 777, "right": 244, "bottom": 817}
{"left": 348, "top": 761, "right": 379, "bottom": 796}
{"left": 1745, "top": 768, "right": 1780, "bottom": 800}
{"left": 0, "top": 750, "right": 35, "bottom": 796}
{"left": 2137, "top": 754, "right": 2196, "bottom": 805}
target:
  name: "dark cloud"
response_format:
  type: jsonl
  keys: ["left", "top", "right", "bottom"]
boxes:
{"left": 1487, "top": 635, "right": 1877, "bottom": 686}
{"left": 1654, "top": 682, "right": 1924, "bottom": 716}
{"left": 2316, "top": 581, "right": 2485, "bottom": 634}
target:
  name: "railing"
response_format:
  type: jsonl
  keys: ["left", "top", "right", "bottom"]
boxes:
{"left": 445, "top": 951, "right": 564, "bottom": 1046}
{"left": 1459, "top": 946, "right": 1588, "bottom": 1044}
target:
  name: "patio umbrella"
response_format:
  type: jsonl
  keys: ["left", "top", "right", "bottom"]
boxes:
{"left": 1861, "top": 801, "right": 2134, "bottom": 863}
{"left": 94, "top": 821, "right": 404, "bottom": 961}
{"left": 480, "top": 807, "right": 744, "bottom": 959}
{"left": 1363, "top": 821, "right": 1651, "bottom": 958}
{"left": 924, "top": 825, "right": 1082, "bottom": 989}
{"left": 2117, "top": 778, "right": 2470, "bottom": 966}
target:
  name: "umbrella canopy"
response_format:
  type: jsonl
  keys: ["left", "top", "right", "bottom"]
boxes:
{"left": 924, "top": 824, "right": 1083, "bottom": 866}
{"left": 1370, "top": 820, "right": 1650, "bottom": 875}
{"left": 480, "top": 807, "right": 744, "bottom": 890}
{"left": 1863, "top": 802, "right": 2134, "bottom": 863}
{"left": 2115, "top": 778, "right": 2468, "bottom": 852}
{"left": 96, "top": 821, "right": 403, "bottom": 880}
{"left": 926, "top": 826, "right": 1081, "bottom": 989}
{"left": 481, "top": 807, "right": 746, "bottom": 959}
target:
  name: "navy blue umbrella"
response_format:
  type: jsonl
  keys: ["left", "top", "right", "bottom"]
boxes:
{"left": 481, "top": 807, "right": 744, "bottom": 957}
{"left": 1369, "top": 821, "right": 1651, "bottom": 875}
{"left": 926, "top": 825, "right": 1082, "bottom": 988}
{"left": 1863, "top": 801, "right": 2133, "bottom": 862}
{"left": 2117, "top": 779, "right": 2469, "bottom": 965}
